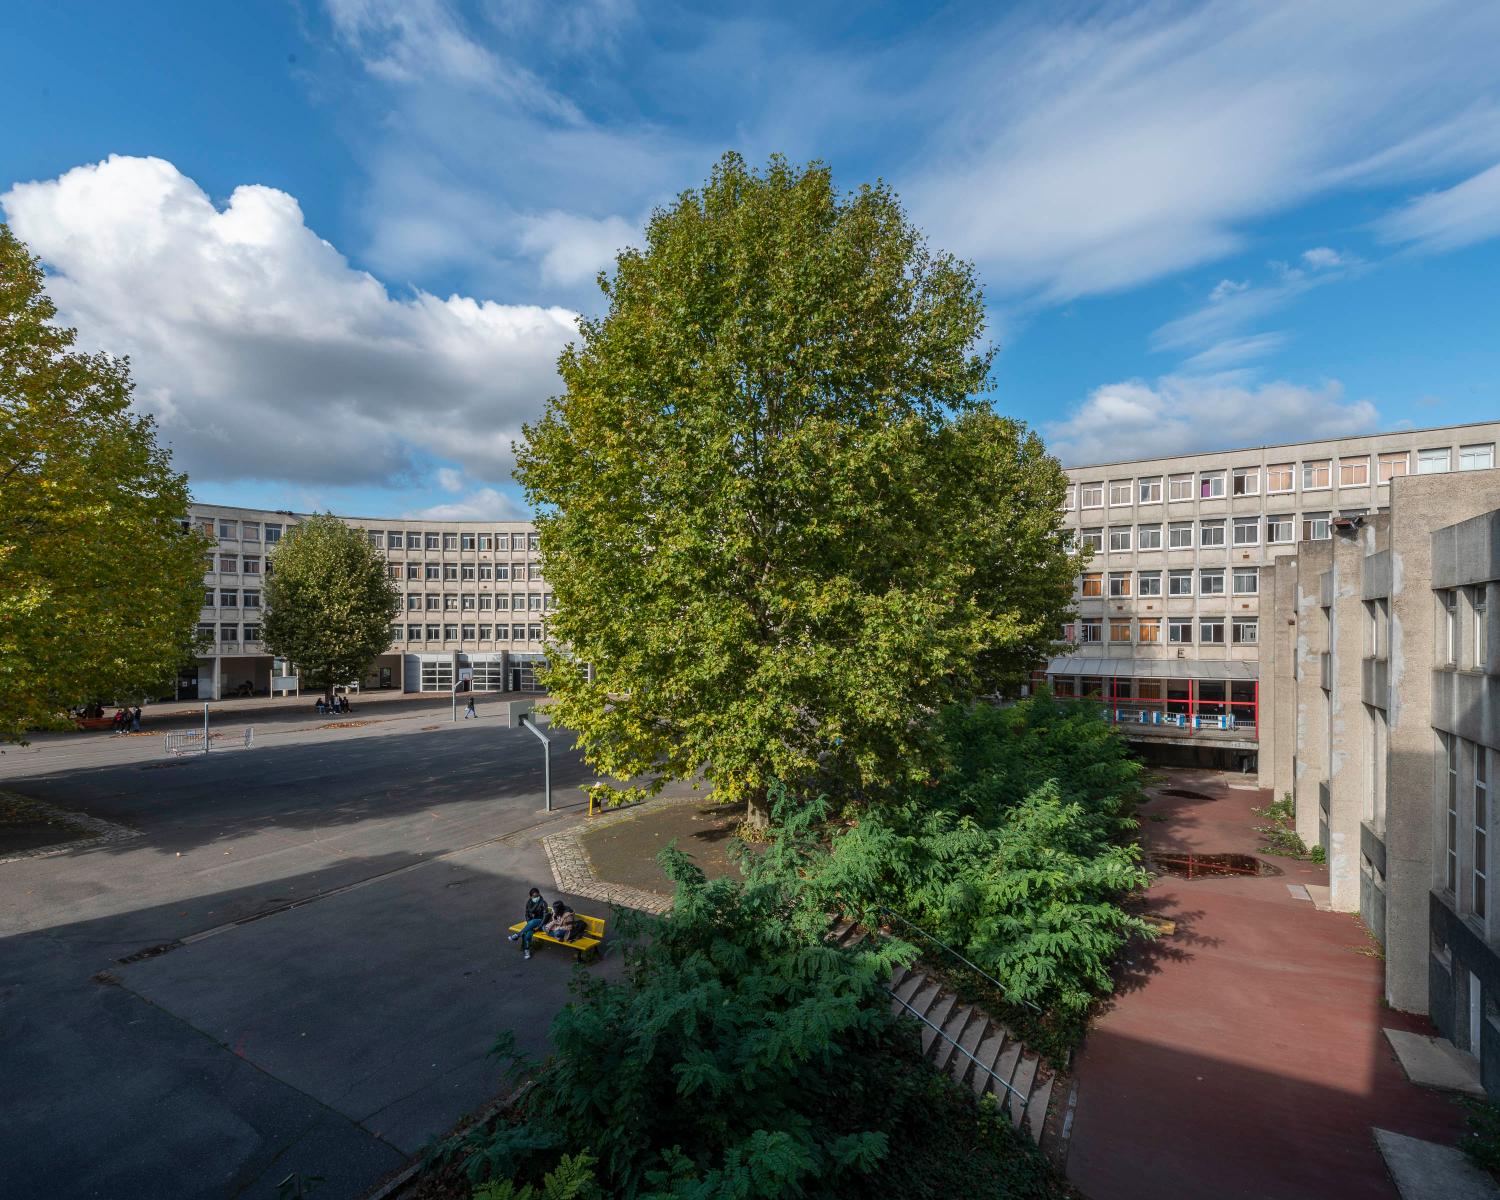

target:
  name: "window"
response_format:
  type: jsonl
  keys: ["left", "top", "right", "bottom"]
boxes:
{"left": 444, "top": 563, "right": 459, "bottom": 581}
{"left": 461, "top": 533, "right": 476, "bottom": 551}
{"left": 407, "top": 624, "right": 422, "bottom": 641}
{"left": 386, "top": 564, "right": 401, "bottom": 581}
{"left": 527, "top": 534, "right": 540, "bottom": 551}
{"left": 478, "top": 564, "right": 492, "bottom": 581}
{"left": 264, "top": 523, "right": 282, "bottom": 545}
{"left": 529, "top": 623, "right": 543, "bottom": 640}
{"left": 1267, "top": 464, "right": 1294, "bottom": 493}
{"left": 1478, "top": 746, "right": 1490, "bottom": 921}
{"left": 495, "top": 594, "right": 510, "bottom": 610}
{"left": 1302, "top": 512, "right": 1330, "bottom": 541}
{"left": 460, "top": 595, "right": 475, "bottom": 611}
{"left": 218, "top": 554, "right": 238, "bottom": 572}
{"left": 426, "top": 594, "right": 441, "bottom": 611}
{"left": 425, "top": 563, "right": 441, "bottom": 581}
{"left": 1079, "top": 620, "right": 1102, "bottom": 643}
{"left": 1168, "top": 570, "right": 1194, "bottom": 596}
{"left": 406, "top": 562, "right": 420, "bottom": 580}
{"left": 1138, "top": 571, "right": 1162, "bottom": 597}
{"left": 529, "top": 593, "right": 544, "bottom": 611}
{"left": 366, "top": 529, "right": 383, "bottom": 548}
{"left": 479, "top": 594, "right": 493, "bottom": 610}
{"left": 242, "top": 556, "right": 261, "bottom": 575}
{"left": 1199, "top": 569, "right": 1225, "bottom": 596}
{"left": 1232, "top": 517, "right": 1260, "bottom": 546}
{"left": 219, "top": 622, "right": 238, "bottom": 644}
{"left": 1233, "top": 618, "right": 1259, "bottom": 645}
{"left": 443, "top": 623, "right": 458, "bottom": 641}
{"left": 462, "top": 563, "right": 476, "bottom": 580}
{"left": 196, "top": 621, "right": 215, "bottom": 643}
{"left": 1110, "top": 619, "right": 1132, "bottom": 643}
{"left": 1138, "top": 618, "right": 1161, "bottom": 644}
{"left": 426, "top": 532, "right": 441, "bottom": 550}
{"left": 1267, "top": 514, "right": 1294, "bottom": 544}
{"left": 443, "top": 533, "right": 459, "bottom": 551}
{"left": 1109, "top": 527, "right": 1132, "bottom": 552}
{"left": 1444, "top": 589, "right": 1459, "bottom": 664}
{"left": 495, "top": 563, "right": 510, "bottom": 581}
{"left": 478, "top": 534, "right": 493, "bottom": 551}
{"left": 1476, "top": 585, "right": 1489, "bottom": 669}
{"left": 1081, "top": 572, "right": 1103, "bottom": 597}
{"left": 1109, "top": 480, "right": 1133, "bottom": 506}
{"left": 407, "top": 531, "right": 422, "bottom": 550}
{"left": 218, "top": 519, "right": 238, "bottom": 539}
{"left": 426, "top": 623, "right": 441, "bottom": 641}
{"left": 1418, "top": 447, "right": 1451, "bottom": 474}
{"left": 1076, "top": 482, "right": 1103, "bottom": 508}
{"left": 479, "top": 624, "right": 493, "bottom": 641}
{"left": 443, "top": 594, "right": 459, "bottom": 612}
{"left": 1200, "top": 619, "right": 1225, "bottom": 645}
{"left": 1232, "top": 568, "right": 1259, "bottom": 595}
{"left": 1378, "top": 451, "right": 1409, "bottom": 482}
{"left": 1338, "top": 457, "right": 1369, "bottom": 487}
{"left": 1301, "top": 460, "right": 1331, "bottom": 490}
{"left": 1445, "top": 732, "right": 1459, "bottom": 893}
{"left": 387, "top": 531, "right": 403, "bottom": 550}
{"left": 546, "top": 593, "right": 556, "bottom": 610}
{"left": 406, "top": 594, "right": 421, "bottom": 610}
{"left": 1108, "top": 572, "right": 1132, "bottom": 598}
{"left": 1168, "top": 474, "right": 1194, "bottom": 502}
{"left": 1168, "top": 522, "right": 1194, "bottom": 550}
{"left": 1137, "top": 524, "right": 1162, "bottom": 550}
{"left": 219, "top": 588, "right": 238, "bottom": 607}
{"left": 242, "top": 522, "right": 260, "bottom": 541}
{"left": 202, "top": 588, "right": 216, "bottom": 608}
{"left": 495, "top": 533, "right": 512, "bottom": 552}
{"left": 1139, "top": 477, "right": 1162, "bottom": 504}
{"left": 1168, "top": 618, "right": 1193, "bottom": 644}
{"left": 1199, "top": 471, "right": 1225, "bottom": 499}
{"left": 243, "top": 590, "right": 260, "bottom": 609}
{"left": 1232, "top": 467, "right": 1259, "bottom": 496}
{"left": 1199, "top": 520, "right": 1226, "bottom": 548}
{"left": 1062, "top": 484, "right": 1076, "bottom": 511}
{"left": 1080, "top": 528, "right": 1103, "bottom": 553}
{"left": 1461, "top": 444, "right": 1495, "bottom": 471}
{"left": 461, "top": 623, "right": 476, "bottom": 640}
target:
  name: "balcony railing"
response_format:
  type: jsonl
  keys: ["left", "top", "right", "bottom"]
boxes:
{"left": 1103, "top": 704, "right": 1258, "bottom": 741}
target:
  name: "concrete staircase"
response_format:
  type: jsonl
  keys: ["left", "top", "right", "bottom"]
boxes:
{"left": 828, "top": 919, "right": 1057, "bottom": 1145}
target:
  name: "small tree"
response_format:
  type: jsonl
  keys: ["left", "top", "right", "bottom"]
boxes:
{"left": 516, "top": 153, "right": 1078, "bottom": 822}
{"left": 0, "top": 224, "right": 209, "bottom": 741}
{"left": 261, "top": 514, "right": 399, "bottom": 703}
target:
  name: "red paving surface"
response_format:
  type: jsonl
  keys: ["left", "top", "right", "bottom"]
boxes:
{"left": 1066, "top": 770, "right": 1467, "bottom": 1200}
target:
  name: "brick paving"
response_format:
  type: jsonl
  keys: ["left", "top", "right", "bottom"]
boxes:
{"left": 540, "top": 797, "right": 706, "bottom": 915}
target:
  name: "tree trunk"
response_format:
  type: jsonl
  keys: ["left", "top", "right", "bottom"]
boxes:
{"left": 745, "top": 791, "right": 771, "bottom": 829}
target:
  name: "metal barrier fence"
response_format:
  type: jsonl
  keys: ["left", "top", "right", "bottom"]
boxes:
{"left": 164, "top": 728, "right": 254, "bottom": 755}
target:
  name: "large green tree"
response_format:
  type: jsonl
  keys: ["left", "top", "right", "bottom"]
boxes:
{"left": 260, "top": 513, "right": 399, "bottom": 702}
{"left": 0, "top": 223, "right": 208, "bottom": 741}
{"left": 516, "top": 153, "right": 1078, "bottom": 820}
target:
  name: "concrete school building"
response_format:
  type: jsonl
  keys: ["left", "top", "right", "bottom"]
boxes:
{"left": 1048, "top": 419, "right": 1500, "bottom": 768}
{"left": 1257, "top": 468, "right": 1500, "bottom": 1097}
{"left": 179, "top": 503, "right": 553, "bottom": 701}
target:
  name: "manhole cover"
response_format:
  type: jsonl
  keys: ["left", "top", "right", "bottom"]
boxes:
{"left": 1154, "top": 852, "right": 1279, "bottom": 879}
{"left": 1160, "top": 788, "right": 1215, "bottom": 800}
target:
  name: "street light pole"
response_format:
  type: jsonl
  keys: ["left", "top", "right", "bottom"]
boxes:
{"left": 519, "top": 710, "right": 551, "bottom": 813}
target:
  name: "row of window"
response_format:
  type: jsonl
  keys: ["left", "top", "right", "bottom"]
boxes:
{"left": 367, "top": 530, "right": 537, "bottom": 553}
{"left": 386, "top": 561, "right": 542, "bottom": 582}
{"left": 1067, "top": 617, "right": 1259, "bottom": 645}
{"left": 396, "top": 624, "right": 544, "bottom": 643}
{"left": 404, "top": 593, "right": 553, "bottom": 612}
{"left": 1066, "top": 445, "right": 1495, "bottom": 510}
{"left": 1077, "top": 512, "right": 1333, "bottom": 553}
{"left": 191, "top": 518, "right": 288, "bottom": 544}
{"left": 1080, "top": 567, "right": 1258, "bottom": 598}
{"left": 205, "top": 589, "right": 261, "bottom": 609}
{"left": 1439, "top": 585, "right": 1491, "bottom": 670}
{"left": 211, "top": 554, "right": 264, "bottom": 575}
{"left": 198, "top": 622, "right": 262, "bottom": 644}
{"left": 1441, "top": 733, "right": 1490, "bottom": 924}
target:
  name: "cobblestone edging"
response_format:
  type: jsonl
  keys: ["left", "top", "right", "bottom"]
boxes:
{"left": 0, "top": 790, "right": 144, "bottom": 866}
{"left": 541, "top": 796, "right": 707, "bottom": 915}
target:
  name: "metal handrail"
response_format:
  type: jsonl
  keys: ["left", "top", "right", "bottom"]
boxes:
{"left": 885, "top": 985, "right": 1028, "bottom": 1110}
{"left": 879, "top": 908, "right": 1043, "bottom": 1014}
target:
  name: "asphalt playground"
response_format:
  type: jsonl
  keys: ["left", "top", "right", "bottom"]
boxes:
{"left": 0, "top": 708, "right": 675, "bottom": 1199}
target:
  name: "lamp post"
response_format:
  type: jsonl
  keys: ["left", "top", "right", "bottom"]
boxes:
{"left": 519, "top": 710, "right": 551, "bottom": 813}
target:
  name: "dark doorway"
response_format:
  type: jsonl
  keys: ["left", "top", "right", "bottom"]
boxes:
{"left": 176, "top": 668, "right": 199, "bottom": 701}
{"left": 511, "top": 666, "right": 522, "bottom": 692}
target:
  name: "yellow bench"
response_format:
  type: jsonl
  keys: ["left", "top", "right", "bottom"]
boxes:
{"left": 508, "top": 912, "right": 606, "bottom": 960}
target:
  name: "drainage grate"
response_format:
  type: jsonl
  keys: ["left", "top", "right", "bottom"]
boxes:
{"left": 116, "top": 940, "right": 182, "bottom": 964}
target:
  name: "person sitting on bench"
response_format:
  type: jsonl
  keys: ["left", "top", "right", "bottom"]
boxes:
{"left": 507, "top": 888, "right": 550, "bottom": 960}
{"left": 545, "top": 900, "right": 581, "bottom": 943}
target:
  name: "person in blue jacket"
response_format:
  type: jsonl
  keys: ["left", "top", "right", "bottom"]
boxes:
{"left": 507, "top": 887, "right": 550, "bottom": 960}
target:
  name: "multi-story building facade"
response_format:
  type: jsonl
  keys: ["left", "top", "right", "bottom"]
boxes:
{"left": 1049, "top": 420, "right": 1500, "bottom": 766}
{"left": 181, "top": 503, "right": 551, "bottom": 700}
{"left": 1258, "top": 473, "right": 1500, "bottom": 1098}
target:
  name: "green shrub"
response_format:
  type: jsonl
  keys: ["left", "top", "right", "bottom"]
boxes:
{"left": 1253, "top": 793, "right": 1324, "bottom": 862}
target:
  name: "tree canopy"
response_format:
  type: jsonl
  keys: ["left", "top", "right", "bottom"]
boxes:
{"left": 260, "top": 513, "right": 399, "bottom": 700}
{"left": 0, "top": 223, "right": 208, "bottom": 741}
{"left": 515, "top": 153, "right": 1078, "bottom": 818}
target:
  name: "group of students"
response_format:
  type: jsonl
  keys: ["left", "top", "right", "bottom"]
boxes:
{"left": 313, "top": 694, "right": 353, "bottom": 716}
{"left": 112, "top": 706, "right": 142, "bottom": 733}
{"left": 508, "top": 887, "right": 582, "bottom": 960}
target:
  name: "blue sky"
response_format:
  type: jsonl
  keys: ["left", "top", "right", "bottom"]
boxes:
{"left": 3, "top": 1, "right": 1499, "bottom": 517}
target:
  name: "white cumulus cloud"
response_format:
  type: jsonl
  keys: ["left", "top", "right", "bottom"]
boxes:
{"left": 1047, "top": 377, "right": 1381, "bottom": 467}
{"left": 1, "top": 155, "right": 578, "bottom": 488}
{"left": 405, "top": 487, "right": 527, "bottom": 521}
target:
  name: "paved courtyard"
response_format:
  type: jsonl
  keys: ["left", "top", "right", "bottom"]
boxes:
{"left": 0, "top": 712, "right": 683, "bottom": 1199}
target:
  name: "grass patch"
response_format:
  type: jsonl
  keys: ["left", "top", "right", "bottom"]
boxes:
{"left": 1252, "top": 794, "right": 1325, "bottom": 863}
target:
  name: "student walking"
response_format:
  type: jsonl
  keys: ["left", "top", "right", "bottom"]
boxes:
{"left": 130, "top": 706, "right": 142, "bottom": 732}
{"left": 507, "top": 888, "right": 550, "bottom": 960}
{"left": 464, "top": 696, "right": 477, "bottom": 719}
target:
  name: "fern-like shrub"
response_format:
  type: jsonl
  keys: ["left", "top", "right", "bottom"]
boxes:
{"left": 446, "top": 847, "right": 1066, "bottom": 1200}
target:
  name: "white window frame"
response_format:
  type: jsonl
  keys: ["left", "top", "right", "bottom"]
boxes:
{"left": 1199, "top": 618, "right": 1225, "bottom": 645}
{"left": 1080, "top": 528, "right": 1103, "bottom": 553}
{"left": 1445, "top": 589, "right": 1459, "bottom": 664}
{"left": 1108, "top": 527, "right": 1132, "bottom": 552}
{"left": 1266, "top": 464, "right": 1294, "bottom": 493}
{"left": 1461, "top": 443, "right": 1495, "bottom": 472}
{"left": 1079, "top": 620, "right": 1102, "bottom": 644}
{"left": 1168, "top": 618, "right": 1194, "bottom": 644}
{"left": 1232, "top": 467, "right": 1259, "bottom": 496}
{"left": 1232, "top": 568, "right": 1259, "bottom": 595}
{"left": 1138, "top": 477, "right": 1163, "bottom": 504}
{"left": 1267, "top": 514, "right": 1294, "bottom": 544}
{"left": 1338, "top": 457, "right": 1370, "bottom": 487}
{"left": 1301, "top": 460, "right": 1331, "bottom": 491}
{"left": 1476, "top": 585, "right": 1489, "bottom": 669}
{"left": 1232, "top": 517, "right": 1260, "bottom": 546}
{"left": 1199, "top": 520, "right": 1226, "bottom": 548}
{"left": 1199, "top": 471, "right": 1226, "bottom": 499}
{"left": 1378, "top": 451, "right": 1409, "bottom": 483}
{"left": 1168, "top": 570, "right": 1194, "bottom": 597}
{"left": 1080, "top": 483, "right": 1104, "bottom": 509}
{"left": 1137, "top": 524, "right": 1163, "bottom": 550}
{"left": 1418, "top": 447, "right": 1451, "bottom": 474}
{"left": 1168, "top": 522, "right": 1194, "bottom": 550}
{"left": 1199, "top": 569, "right": 1226, "bottom": 596}
{"left": 1137, "top": 571, "right": 1162, "bottom": 597}
{"left": 1232, "top": 618, "right": 1259, "bottom": 645}
{"left": 1303, "top": 512, "right": 1330, "bottom": 541}
{"left": 1168, "top": 474, "right": 1194, "bottom": 502}
{"left": 1109, "top": 480, "right": 1133, "bottom": 507}
{"left": 1063, "top": 485, "right": 1076, "bottom": 511}
{"left": 1108, "top": 572, "right": 1132, "bottom": 598}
